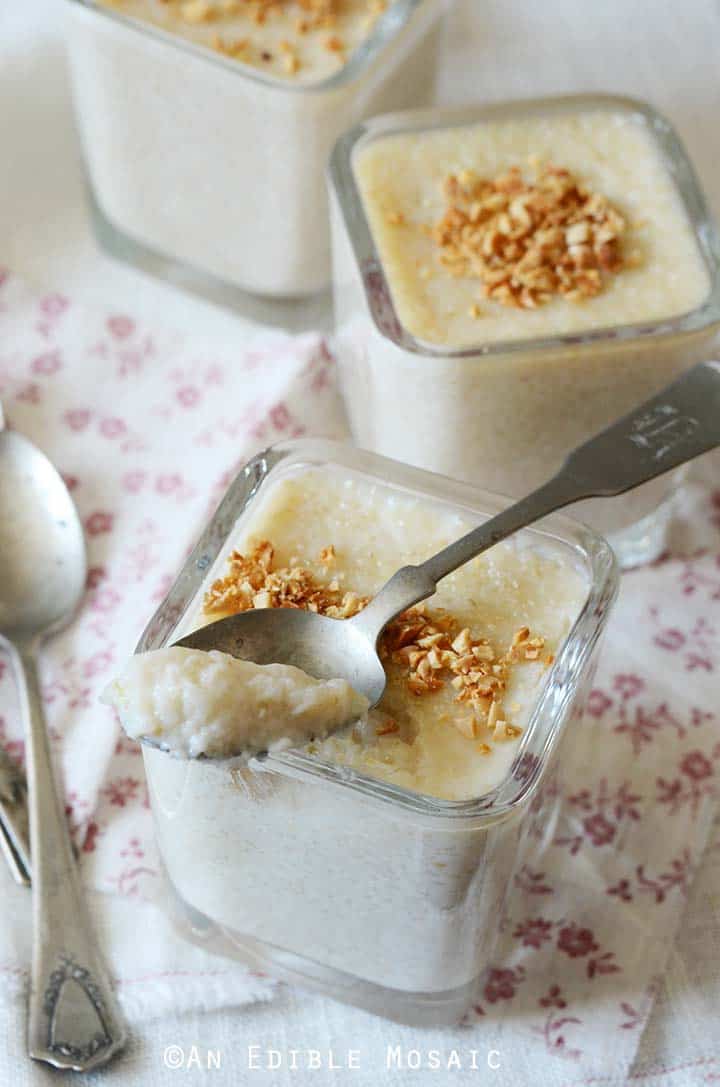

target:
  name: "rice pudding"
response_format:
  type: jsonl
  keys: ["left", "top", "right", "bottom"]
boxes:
{"left": 171, "top": 467, "right": 587, "bottom": 800}
{"left": 138, "top": 441, "right": 615, "bottom": 1023}
{"left": 329, "top": 98, "right": 720, "bottom": 558}
{"left": 65, "top": 0, "right": 448, "bottom": 296}
{"left": 354, "top": 109, "right": 709, "bottom": 345}
{"left": 97, "top": 0, "right": 394, "bottom": 83}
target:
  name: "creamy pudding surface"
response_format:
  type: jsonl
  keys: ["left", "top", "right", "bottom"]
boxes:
{"left": 181, "top": 467, "right": 588, "bottom": 801}
{"left": 354, "top": 109, "right": 710, "bottom": 347}
{"left": 104, "top": 647, "right": 368, "bottom": 758}
{"left": 99, "top": 0, "right": 393, "bottom": 83}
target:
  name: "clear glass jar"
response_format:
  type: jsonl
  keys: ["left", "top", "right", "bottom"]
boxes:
{"left": 136, "top": 439, "right": 618, "bottom": 1026}
{"left": 63, "top": 0, "right": 451, "bottom": 300}
{"left": 328, "top": 95, "right": 720, "bottom": 566}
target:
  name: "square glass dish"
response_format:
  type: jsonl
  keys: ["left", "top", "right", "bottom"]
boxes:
{"left": 136, "top": 439, "right": 618, "bottom": 1026}
{"left": 328, "top": 95, "right": 720, "bottom": 566}
{"left": 63, "top": 0, "right": 451, "bottom": 300}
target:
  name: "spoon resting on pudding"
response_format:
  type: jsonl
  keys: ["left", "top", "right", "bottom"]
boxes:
{"left": 107, "top": 362, "right": 720, "bottom": 762}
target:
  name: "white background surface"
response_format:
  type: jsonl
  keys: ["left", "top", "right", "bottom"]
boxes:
{"left": 1, "top": 1, "right": 720, "bottom": 1084}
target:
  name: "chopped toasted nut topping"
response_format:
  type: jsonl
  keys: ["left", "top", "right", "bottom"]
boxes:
{"left": 181, "top": 0, "right": 383, "bottom": 72}
{"left": 432, "top": 162, "right": 628, "bottom": 309}
{"left": 204, "top": 541, "right": 548, "bottom": 749}
{"left": 212, "top": 33, "right": 249, "bottom": 56}
{"left": 487, "top": 699, "right": 499, "bottom": 731}
{"left": 493, "top": 719, "right": 509, "bottom": 740}
{"left": 181, "top": 0, "right": 215, "bottom": 23}
{"left": 205, "top": 540, "right": 370, "bottom": 620}
{"left": 375, "top": 720, "right": 400, "bottom": 736}
{"left": 237, "top": 0, "right": 337, "bottom": 21}
{"left": 282, "top": 51, "right": 301, "bottom": 73}
{"left": 453, "top": 717, "right": 478, "bottom": 740}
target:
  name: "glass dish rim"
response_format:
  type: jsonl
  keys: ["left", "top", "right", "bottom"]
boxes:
{"left": 65, "top": 0, "right": 441, "bottom": 95}
{"left": 327, "top": 92, "right": 720, "bottom": 358}
{"left": 136, "top": 438, "right": 619, "bottom": 828}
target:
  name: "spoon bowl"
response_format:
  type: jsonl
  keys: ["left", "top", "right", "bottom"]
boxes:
{"left": 0, "top": 430, "right": 86, "bottom": 641}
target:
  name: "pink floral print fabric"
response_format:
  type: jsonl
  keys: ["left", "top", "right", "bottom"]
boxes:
{"left": 0, "top": 269, "right": 718, "bottom": 1080}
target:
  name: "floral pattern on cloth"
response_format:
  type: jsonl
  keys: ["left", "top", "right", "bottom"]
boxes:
{"left": 461, "top": 503, "right": 720, "bottom": 1070}
{"left": 0, "top": 268, "right": 718, "bottom": 1081}
{"left": 0, "top": 271, "right": 346, "bottom": 902}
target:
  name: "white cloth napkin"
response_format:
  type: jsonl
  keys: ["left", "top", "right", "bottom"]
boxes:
{"left": 0, "top": 268, "right": 719, "bottom": 1085}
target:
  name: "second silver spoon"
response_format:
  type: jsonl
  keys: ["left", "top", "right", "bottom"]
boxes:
{"left": 0, "top": 428, "right": 126, "bottom": 1070}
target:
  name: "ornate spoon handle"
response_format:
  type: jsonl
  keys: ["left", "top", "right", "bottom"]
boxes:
{"left": 353, "top": 360, "right": 720, "bottom": 637}
{"left": 11, "top": 643, "right": 127, "bottom": 1071}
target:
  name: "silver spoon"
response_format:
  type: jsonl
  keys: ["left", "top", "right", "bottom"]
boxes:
{"left": 0, "top": 428, "right": 126, "bottom": 1071}
{"left": 168, "top": 360, "right": 720, "bottom": 756}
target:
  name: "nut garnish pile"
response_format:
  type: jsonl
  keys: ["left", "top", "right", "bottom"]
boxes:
{"left": 180, "top": 0, "right": 337, "bottom": 28}
{"left": 205, "top": 541, "right": 550, "bottom": 746}
{"left": 431, "top": 162, "right": 628, "bottom": 309}
{"left": 161, "top": 0, "right": 388, "bottom": 72}
{"left": 205, "top": 539, "right": 369, "bottom": 619}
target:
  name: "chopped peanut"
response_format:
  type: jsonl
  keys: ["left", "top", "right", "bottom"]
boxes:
{"left": 432, "top": 162, "right": 628, "bottom": 309}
